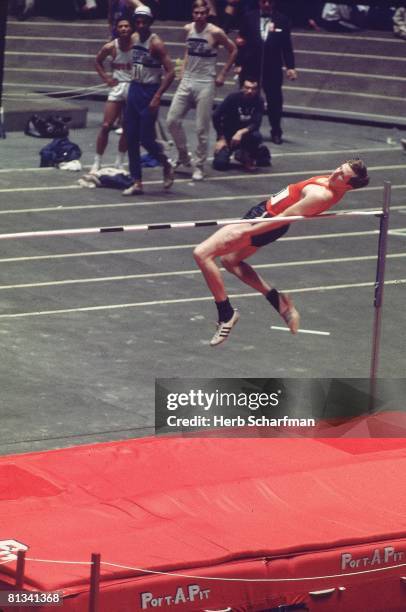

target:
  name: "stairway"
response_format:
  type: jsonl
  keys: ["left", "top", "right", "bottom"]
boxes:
{"left": 4, "top": 16, "right": 406, "bottom": 131}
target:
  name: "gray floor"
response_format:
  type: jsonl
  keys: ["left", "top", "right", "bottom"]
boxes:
{"left": 0, "top": 103, "right": 405, "bottom": 455}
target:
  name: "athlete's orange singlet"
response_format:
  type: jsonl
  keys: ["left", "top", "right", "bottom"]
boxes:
{"left": 265, "top": 175, "right": 351, "bottom": 216}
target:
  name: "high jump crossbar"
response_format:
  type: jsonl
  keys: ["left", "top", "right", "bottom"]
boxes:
{"left": 0, "top": 209, "right": 383, "bottom": 241}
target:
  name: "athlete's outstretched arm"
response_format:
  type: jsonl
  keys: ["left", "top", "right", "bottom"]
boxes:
{"left": 248, "top": 186, "right": 332, "bottom": 239}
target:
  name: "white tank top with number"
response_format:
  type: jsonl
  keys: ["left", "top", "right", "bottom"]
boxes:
{"left": 112, "top": 39, "right": 132, "bottom": 82}
{"left": 131, "top": 33, "right": 162, "bottom": 84}
{"left": 183, "top": 23, "right": 217, "bottom": 83}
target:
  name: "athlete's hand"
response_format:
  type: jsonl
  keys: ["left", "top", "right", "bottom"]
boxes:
{"left": 215, "top": 73, "right": 226, "bottom": 87}
{"left": 149, "top": 94, "right": 161, "bottom": 114}
{"left": 286, "top": 69, "right": 297, "bottom": 81}
{"left": 106, "top": 77, "right": 119, "bottom": 87}
{"left": 214, "top": 138, "right": 227, "bottom": 152}
{"left": 231, "top": 129, "right": 245, "bottom": 147}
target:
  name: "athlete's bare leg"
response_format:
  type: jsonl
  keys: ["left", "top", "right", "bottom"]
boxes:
{"left": 96, "top": 101, "right": 124, "bottom": 156}
{"left": 193, "top": 224, "right": 252, "bottom": 301}
{"left": 118, "top": 124, "right": 128, "bottom": 154}
{"left": 195, "top": 225, "right": 300, "bottom": 339}
{"left": 220, "top": 245, "right": 272, "bottom": 295}
{"left": 221, "top": 244, "right": 300, "bottom": 332}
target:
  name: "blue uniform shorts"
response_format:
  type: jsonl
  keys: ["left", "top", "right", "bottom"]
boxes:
{"left": 243, "top": 200, "right": 290, "bottom": 247}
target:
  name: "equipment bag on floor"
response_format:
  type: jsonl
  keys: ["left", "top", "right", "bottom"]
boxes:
{"left": 39, "top": 137, "right": 82, "bottom": 167}
{"left": 25, "top": 114, "right": 71, "bottom": 138}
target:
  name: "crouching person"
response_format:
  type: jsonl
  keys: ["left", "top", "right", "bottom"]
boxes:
{"left": 212, "top": 78, "right": 270, "bottom": 172}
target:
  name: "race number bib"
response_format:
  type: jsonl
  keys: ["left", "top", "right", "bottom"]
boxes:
{"left": 271, "top": 186, "right": 289, "bottom": 205}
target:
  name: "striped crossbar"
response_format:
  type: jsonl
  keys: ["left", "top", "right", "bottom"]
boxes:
{"left": 0, "top": 210, "right": 383, "bottom": 241}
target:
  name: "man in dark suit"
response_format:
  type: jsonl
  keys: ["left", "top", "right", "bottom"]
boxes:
{"left": 237, "top": 0, "right": 297, "bottom": 144}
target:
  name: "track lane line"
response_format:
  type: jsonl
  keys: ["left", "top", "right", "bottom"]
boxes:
{"left": 270, "top": 326, "right": 331, "bottom": 336}
{"left": 0, "top": 279, "right": 404, "bottom": 319}
{"left": 1, "top": 253, "right": 405, "bottom": 291}
{"left": 0, "top": 147, "right": 401, "bottom": 175}
{"left": 0, "top": 230, "right": 383, "bottom": 264}
{"left": 0, "top": 165, "right": 404, "bottom": 194}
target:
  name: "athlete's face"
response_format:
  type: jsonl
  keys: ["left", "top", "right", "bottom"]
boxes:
{"left": 192, "top": 6, "right": 209, "bottom": 26}
{"left": 134, "top": 16, "right": 151, "bottom": 36}
{"left": 116, "top": 20, "right": 132, "bottom": 38}
{"left": 329, "top": 163, "right": 356, "bottom": 188}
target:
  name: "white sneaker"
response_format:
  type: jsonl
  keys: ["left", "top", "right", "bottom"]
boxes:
{"left": 122, "top": 183, "right": 144, "bottom": 196}
{"left": 115, "top": 127, "right": 123, "bottom": 135}
{"left": 210, "top": 310, "right": 240, "bottom": 346}
{"left": 278, "top": 293, "right": 300, "bottom": 334}
{"left": 192, "top": 167, "right": 204, "bottom": 181}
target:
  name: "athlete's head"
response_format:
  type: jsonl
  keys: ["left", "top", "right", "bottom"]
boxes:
{"left": 192, "top": 0, "right": 209, "bottom": 24}
{"left": 346, "top": 158, "right": 369, "bottom": 189}
{"left": 134, "top": 5, "right": 154, "bottom": 34}
{"left": 115, "top": 18, "right": 133, "bottom": 37}
{"left": 329, "top": 159, "right": 369, "bottom": 190}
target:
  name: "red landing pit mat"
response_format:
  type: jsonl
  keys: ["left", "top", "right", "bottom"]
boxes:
{"left": 1, "top": 421, "right": 406, "bottom": 611}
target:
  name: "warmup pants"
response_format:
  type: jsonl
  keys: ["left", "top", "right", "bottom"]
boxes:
{"left": 167, "top": 79, "right": 216, "bottom": 168}
{"left": 125, "top": 81, "right": 164, "bottom": 181}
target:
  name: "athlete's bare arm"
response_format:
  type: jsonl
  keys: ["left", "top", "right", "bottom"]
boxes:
{"left": 179, "top": 23, "right": 192, "bottom": 79}
{"left": 212, "top": 27, "right": 237, "bottom": 86}
{"left": 149, "top": 37, "right": 175, "bottom": 112}
{"left": 248, "top": 184, "right": 333, "bottom": 238}
{"left": 95, "top": 42, "right": 117, "bottom": 87}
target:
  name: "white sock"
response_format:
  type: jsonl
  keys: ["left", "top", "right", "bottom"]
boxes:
{"left": 115, "top": 152, "right": 126, "bottom": 168}
{"left": 93, "top": 154, "right": 102, "bottom": 169}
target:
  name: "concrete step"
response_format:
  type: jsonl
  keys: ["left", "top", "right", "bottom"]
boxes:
{"left": 4, "top": 67, "right": 99, "bottom": 88}
{"left": 6, "top": 17, "right": 185, "bottom": 41}
{"left": 292, "top": 30, "right": 406, "bottom": 54}
{"left": 295, "top": 53, "right": 406, "bottom": 77}
{"left": 282, "top": 91, "right": 406, "bottom": 125}
{"left": 295, "top": 71, "right": 406, "bottom": 98}
{"left": 5, "top": 65, "right": 405, "bottom": 102}
{"left": 6, "top": 35, "right": 105, "bottom": 55}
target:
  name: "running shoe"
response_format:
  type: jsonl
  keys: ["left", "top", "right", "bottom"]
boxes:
{"left": 122, "top": 183, "right": 144, "bottom": 196}
{"left": 278, "top": 293, "right": 300, "bottom": 334}
{"left": 192, "top": 167, "right": 204, "bottom": 181}
{"left": 210, "top": 310, "right": 240, "bottom": 346}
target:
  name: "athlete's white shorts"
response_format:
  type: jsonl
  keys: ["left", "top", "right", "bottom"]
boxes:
{"left": 107, "top": 82, "right": 130, "bottom": 102}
